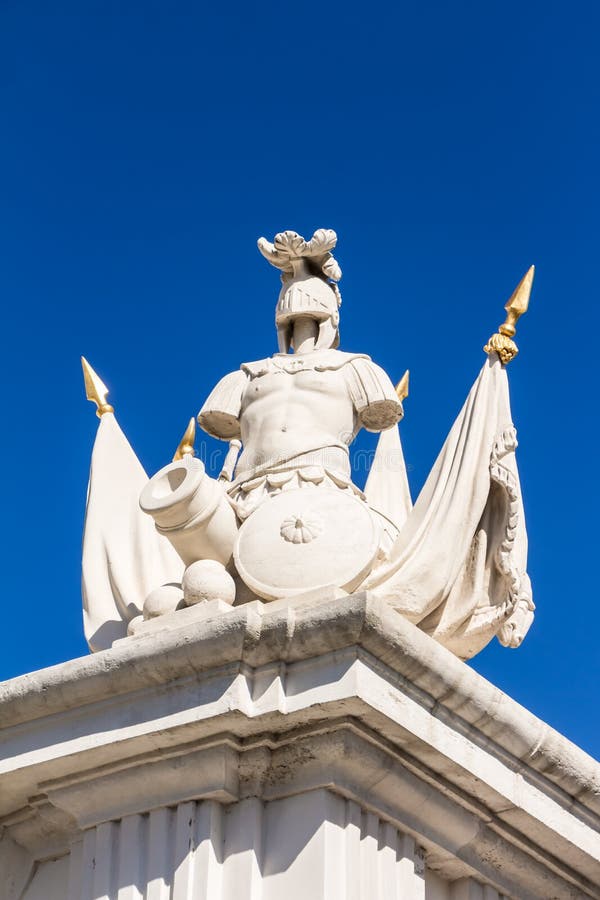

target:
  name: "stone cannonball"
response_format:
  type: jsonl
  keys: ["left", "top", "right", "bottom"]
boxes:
{"left": 143, "top": 583, "right": 184, "bottom": 620}
{"left": 182, "top": 559, "right": 236, "bottom": 606}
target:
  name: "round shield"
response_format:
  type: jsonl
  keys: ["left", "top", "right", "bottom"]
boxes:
{"left": 233, "top": 488, "right": 380, "bottom": 601}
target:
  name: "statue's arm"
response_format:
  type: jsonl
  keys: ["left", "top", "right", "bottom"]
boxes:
{"left": 197, "top": 369, "right": 249, "bottom": 440}
{"left": 345, "top": 358, "right": 403, "bottom": 432}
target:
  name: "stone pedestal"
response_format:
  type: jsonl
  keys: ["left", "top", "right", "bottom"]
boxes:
{"left": 1, "top": 592, "right": 598, "bottom": 899}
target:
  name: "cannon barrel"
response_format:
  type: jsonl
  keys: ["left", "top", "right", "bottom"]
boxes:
{"left": 140, "top": 456, "right": 238, "bottom": 567}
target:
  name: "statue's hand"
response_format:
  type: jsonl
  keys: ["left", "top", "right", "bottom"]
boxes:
{"left": 484, "top": 332, "right": 519, "bottom": 365}
{"left": 498, "top": 598, "right": 534, "bottom": 648}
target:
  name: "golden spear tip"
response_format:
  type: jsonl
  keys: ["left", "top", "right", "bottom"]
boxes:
{"left": 504, "top": 264, "right": 535, "bottom": 320}
{"left": 173, "top": 417, "right": 196, "bottom": 462}
{"left": 81, "top": 356, "right": 114, "bottom": 418}
{"left": 484, "top": 265, "right": 535, "bottom": 365}
{"left": 395, "top": 369, "right": 410, "bottom": 402}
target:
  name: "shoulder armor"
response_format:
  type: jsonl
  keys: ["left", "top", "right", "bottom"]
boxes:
{"left": 197, "top": 369, "right": 249, "bottom": 441}
{"left": 345, "top": 358, "right": 404, "bottom": 432}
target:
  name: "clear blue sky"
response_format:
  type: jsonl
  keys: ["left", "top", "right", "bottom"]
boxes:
{"left": 0, "top": 1, "right": 598, "bottom": 757}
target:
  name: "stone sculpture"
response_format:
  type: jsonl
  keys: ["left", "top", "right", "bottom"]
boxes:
{"left": 82, "top": 229, "right": 534, "bottom": 660}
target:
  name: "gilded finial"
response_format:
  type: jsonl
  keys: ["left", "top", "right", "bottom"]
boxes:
{"left": 81, "top": 356, "right": 114, "bottom": 417}
{"left": 484, "top": 266, "right": 534, "bottom": 364}
{"left": 395, "top": 370, "right": 410, "bottom": 402}
{"left": 173, "top": 418, "right": 196, "bottom": 462}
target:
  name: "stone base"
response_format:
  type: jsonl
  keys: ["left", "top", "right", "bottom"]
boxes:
{"left": 0, "top": 591, "right": 598, "bottom": 899}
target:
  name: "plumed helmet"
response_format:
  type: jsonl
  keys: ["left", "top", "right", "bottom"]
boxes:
{"left": 257, "top": 229, "right": 343, "bottom": 352}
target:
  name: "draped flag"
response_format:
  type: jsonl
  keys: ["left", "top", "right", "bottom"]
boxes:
{"left": 82, "top": 413, "right": 184, "bottom": 651}
{"left": 365, "top": 423, "right": 413, "bottom": 532}
{"left": 363, "top": 354, "right": 534, "bottom": 659}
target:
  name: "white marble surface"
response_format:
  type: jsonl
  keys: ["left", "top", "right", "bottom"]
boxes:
{"left": 1, "top": 591, "right": 598, "bottom": 899}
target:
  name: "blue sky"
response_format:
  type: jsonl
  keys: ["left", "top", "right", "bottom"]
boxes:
{"left": 0, "top": 1, "right": 598, "bottom": 757}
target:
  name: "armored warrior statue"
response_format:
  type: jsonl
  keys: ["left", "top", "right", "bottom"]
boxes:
{"left": 82, "top": 228, "right": 534, "bottom": 660}
{"left": 200, "top": 229, "right": 402, "bottom": 515}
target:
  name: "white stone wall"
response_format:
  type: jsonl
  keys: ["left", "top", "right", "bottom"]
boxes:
{"left": 20, "top": 856, "right": 69, "bottom": 900}
{"left": 16, "top": 792, "right": 509, "bottom": 900}
{"left": 55, "top": 792, "right": 424, "bottom": 900}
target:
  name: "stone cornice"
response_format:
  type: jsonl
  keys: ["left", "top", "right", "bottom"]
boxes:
{"left": 1, "top": 593, "right": 597, "bottom": 819}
